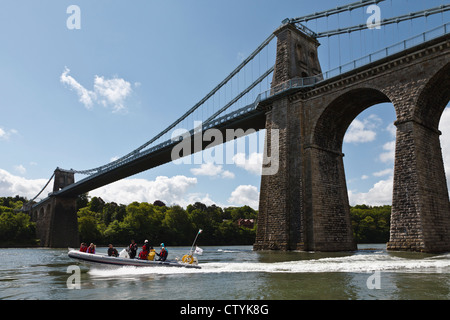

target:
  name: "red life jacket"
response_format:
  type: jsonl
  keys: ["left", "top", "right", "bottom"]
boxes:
{"left": 139, "top": 245, "right": 149, "bottom": 259}
{"left": 139, "top": 250, "right": 148, "bottom": 259}
{"left": 87, "top": 246, "right": 95, "bottom": 254}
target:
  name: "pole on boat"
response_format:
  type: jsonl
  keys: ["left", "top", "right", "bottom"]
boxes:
{"left": 189, "top": 229, "right": 202, "bottom": 255}
{"left": 182, "top": 229, "right": 203, "bottom": 265}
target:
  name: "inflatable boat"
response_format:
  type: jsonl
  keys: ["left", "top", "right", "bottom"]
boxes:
{"left": 68, "top": 249, "right": 201, "bottom": 269}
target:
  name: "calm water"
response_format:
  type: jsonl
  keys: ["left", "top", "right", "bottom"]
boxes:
{"left": 0, "top": 244, "right": 449, "bottom": 300}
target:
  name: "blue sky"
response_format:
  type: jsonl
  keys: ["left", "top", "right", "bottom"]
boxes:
{"left": 1, "top": 0, "right": 449, "bottom": 209}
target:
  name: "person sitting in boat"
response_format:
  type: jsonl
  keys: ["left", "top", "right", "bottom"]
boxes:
{"left": 156, "top": 243, "right": 168, "bottom": 261}
{"left": 127, "top": 239, "right": 138, "bottom": 259}
{"left": 147, "top": 246, "right": 156, "bottom": 261}
{"left": 86, "top": 243, "right": 96, "bottom": 254}
{"left": 79, "top": 242, "right": 87, "bottom": 252}
{"left": 138, "top": 240, "right": 150, "bottom": 260}
{"left": 107, "top": 244, "right": 119, "bottom": 257}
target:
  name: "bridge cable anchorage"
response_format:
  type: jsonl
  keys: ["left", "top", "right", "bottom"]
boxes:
{"left": 285, "top": 0, "right": 387, "bottom": 24}
{"left": 317, "top": 4, "right": 450, "bottom": 38}
{"left": 67, "top": 33, "right": 276, "bottom": 176}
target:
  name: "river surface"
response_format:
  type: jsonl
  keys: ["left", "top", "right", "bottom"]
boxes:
{"left": 0, "top": 244, "right": 449, "bottom": 300}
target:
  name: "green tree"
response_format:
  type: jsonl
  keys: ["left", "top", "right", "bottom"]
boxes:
{"left": 187, "top": 202, "right": 223, "bottom": 244}
{"left": 229, "top": 205, "right": 257, "bottom": 221}
{"left": 78, "top": 207, "right": 102, "bottom": 243}
{"left": 162, "top": 205, "right": 195, "bottom": 245}
{"left": 350, "top": 205, "right": 391, "bottom": 243}
{"left": 0, "top": 211, "right": 36, "bottom": 243}
{"left": 88, "top": 197, "right": 105, "bottom": 213}
{"left": 103, "top": 220, "right": 133, "bottom": 244}
{"left": 76, "top": 193, "right": 89, "bottom": 211}
{"left": 123, "top": 202, "right": 162, "bottom": 243}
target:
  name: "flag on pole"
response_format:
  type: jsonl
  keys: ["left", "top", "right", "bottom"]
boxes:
{"left": 195, "top": 246, "right": 203, "bottom": 255}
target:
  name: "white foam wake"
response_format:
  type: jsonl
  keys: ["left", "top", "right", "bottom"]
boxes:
{"left": 88, "top": 253, "right": 450, "bottom": 277}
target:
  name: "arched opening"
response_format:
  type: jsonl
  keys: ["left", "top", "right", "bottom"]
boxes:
{"left": 39, "top": 207, "right": 44, "bottom": 220}
{"left": 440, "top": 101, "right": 450, "bottom": 198}
{"left": 313, "top": 88, "right": 392, "bottom": 152}
{"left": 309, "top": 88, "right": 394, "bottom": 251}
{"left": 343, "top": 103, "right": 396, "bottom": 244}
{"left": 415, "top": 62, "right": 450, "bottom": 130}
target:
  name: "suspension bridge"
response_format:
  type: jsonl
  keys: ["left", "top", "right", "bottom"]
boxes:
{"left": 25, "top": 0, "right": 450, "bottom": 252}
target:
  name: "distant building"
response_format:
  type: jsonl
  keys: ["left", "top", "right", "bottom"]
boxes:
{"left": 237, "top": 218, "right": 254, "bottom": 229}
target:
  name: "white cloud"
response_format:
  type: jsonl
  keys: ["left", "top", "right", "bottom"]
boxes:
{"left": 228, "top": 185, "right": 259, "bottom": 209}
{"left": 348, "top": 175, "right": 393, "bottom": 206}
{"left": 0, "top": 169, "right": 52, "bottom": 200}
{"left": 379, "top": 140, "right": 395, "bottom": 163}
{"left": 90, "top": 175, "right": 198, "bottom": 206}
{"left": 344, "top": 114, "right": 381, "bottom": 144}
{"left": 94, "top": 75, "right": 132, "bottom": 113}
{"left": 0, "top": 169, "right": 223, "bottom": 208}
{"left": 60, "top": 67, "right": 133, "bottom": 113}
{"left": 0, "top": 127, "right": 7, "bottom": 140}
{"left": 221, "top": 170, "right": 235, "bottom": 179}
{"left": 376, "top": 123, "right": 397, "bottom": 164}
{"left": 14, "top": 165, "right": 26, "bottom": 175}
{"left": 184, "top": 193, "right": 219, "bottom": 208}
{"left": 60, "top": 67, "right": 96, "bottom": 109}
{"left": 190, "top": 162, "right": 223, "bottom": 176}
{"left": 232, "top": 152, "right": 263, "bottom": 175}
{"left": 373, "top": 168, "right": 393, "bottom": 177}
{"left": 190, "top": 162, "right": 234, "bottom": 179}
{"left": 386, "top": 123, "right": 396, "bottom": 138}
{"left": 0, "top": 127, "right": 18, "bottom": 141}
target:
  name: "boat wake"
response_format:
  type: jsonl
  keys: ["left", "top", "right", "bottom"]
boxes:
{"left": 88, "top": 252, "right": 450, "bottom": 278}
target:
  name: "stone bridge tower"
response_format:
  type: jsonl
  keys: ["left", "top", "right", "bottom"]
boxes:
{"left": 271, "top": 23, "right": 323, "bottom": 86}
{"left": 31, "top": 168, "right": 79, "bottom": 248}
{"left": 254, "top": 22, "right": 354, "bottom": 251}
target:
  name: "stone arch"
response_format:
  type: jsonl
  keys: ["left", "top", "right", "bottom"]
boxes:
{"left": 312, "top": 87, "right": 393, "bottom": 151}
{"left": 39, "top": 207, "right": 45, "bottom": 220}
{"left": 304, "top": 87, "right": 394, "bottom": 251}
{"left": 414, "top": 61, "right": 450, "bottom": 130}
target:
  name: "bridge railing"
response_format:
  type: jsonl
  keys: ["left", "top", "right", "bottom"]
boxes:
{"left": 255, "top": 22, "right": 449, "bottom": 105}
{"left": 256, "top": 75, "right": 322, "bottom": 102}
{"left": 323, "top": 22, "right": 450, "bottom": 80}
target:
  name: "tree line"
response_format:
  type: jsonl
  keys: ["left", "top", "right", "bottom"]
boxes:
{"left": 75, "top": 194, "right": 257, "bottom": 246}
{"left": 0, "top": 195, "right": 391, "bottom": 247}
{"left": 0, "top": 196, "right": 36, "bottom": 246}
